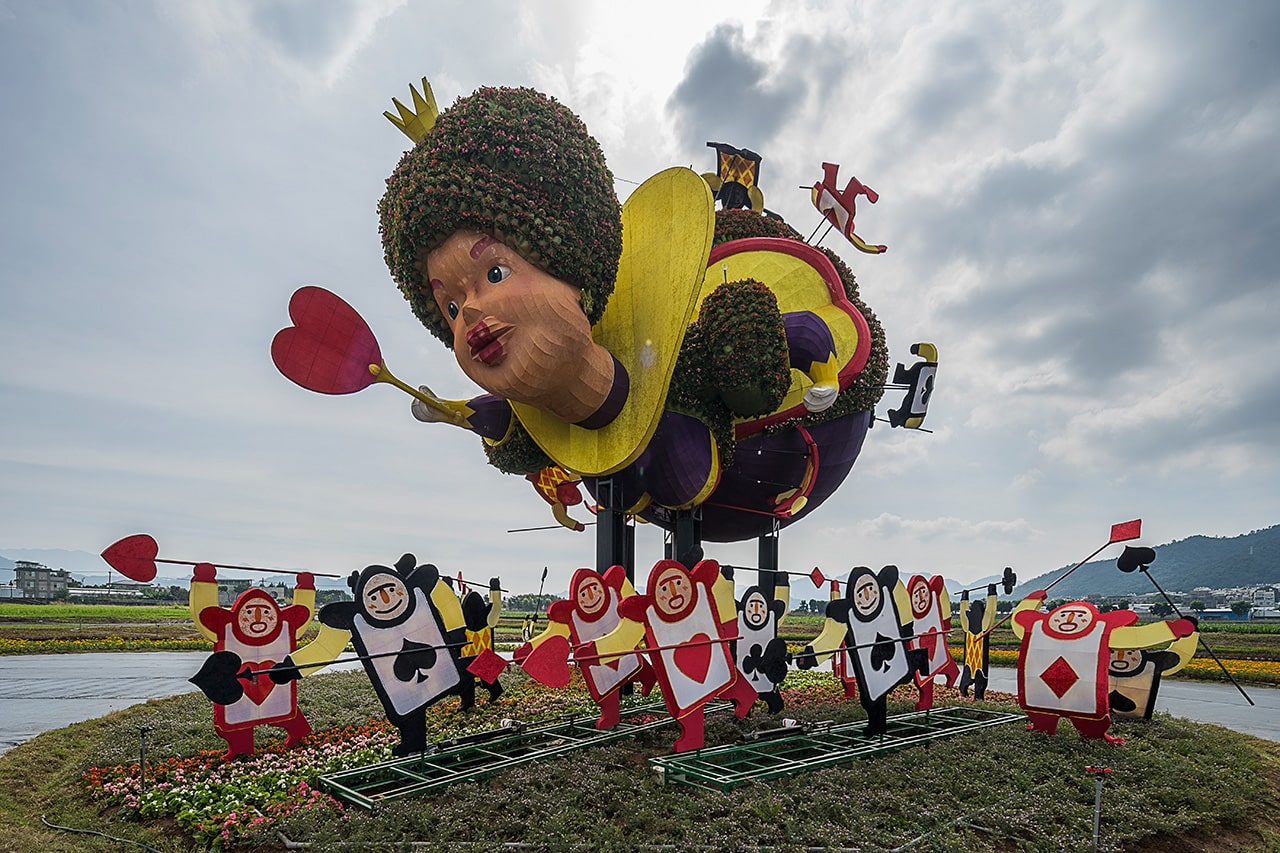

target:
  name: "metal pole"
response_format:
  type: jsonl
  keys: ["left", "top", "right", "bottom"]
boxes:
{"left": 139, "top": 727, "right": 151, "bottom": 794}
{"left": 1140, "top": 566, "right": 1254, "bottom": 705}
{"left": 1086, "top": 766, "right": 1110, "bottom": 851}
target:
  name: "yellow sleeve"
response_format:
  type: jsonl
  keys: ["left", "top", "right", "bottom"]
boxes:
{"left": 1110, "top": 620, "right": 1181, "bottom": 650}
{"left": 528, "top": 617, "right": 571, "bottom": 649}
{"left": 805, "top": 616, "right": 848, "bottom": 666}
{"left": 189, "top": 580, "right": 220, "bottom": 642}
{"left": 487, "top": 588, "right": 502, "bottom": 629}
{"left": 1008, "top": 594, "right": 1045, "bottom": 641}
{"left": 291, "top": 622, "right": 352, "bottom": 676}
{"left": 958, "top": 595, "right": 970, "bottom": 627}
{"left": 291, "top": 585, "right": 316, "bottom": 620}
{"left": 981, "top": 592, "right": 998, "bottom": 632}
{"left": 1163, "top": 631, "right": 1199, "bottom": 676}
{"left": 712, "top": 569, "right": 737, "bottom": 624}
{"left": 774, "top": 580, "right": 791, "bottom": 626}
{"left": 592, "top": 616, "right": 647, "bottom": 661}
{"left": 431, "top": 581, "right": 467, "bottom": 631}
{"left": 939, "top": 587, "right": 951, "bottom": 621}
{"left": 892, "top": 582, "right": 913, "bottom": 629}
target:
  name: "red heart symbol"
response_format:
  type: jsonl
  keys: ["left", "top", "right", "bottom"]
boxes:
{"left": 100, "top": 534, "right": 159, "bottom": 583}
{"left": 240, "top": 662, "right": 277, "bottom": 705}
{"left": 520, "top": 634, "right": 573, "bottom": 688}
{"left": 271, "top": 287, "right": 382, "bottom": 395}
{"left": 673, "top": 633, "right": 714, "bottom": 683}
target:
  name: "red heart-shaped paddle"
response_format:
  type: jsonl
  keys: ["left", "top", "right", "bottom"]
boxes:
{"left": 271, "top": 287, "right": 382, "bottom": 395}
{"left": 520, "top": 634, "right": 573, "bottom": 688}
{"left": 100, "top": 534, "right": 159, "bottom": 583}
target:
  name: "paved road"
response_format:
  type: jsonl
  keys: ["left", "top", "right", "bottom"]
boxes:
{"left": 0, "top": 655, "right": 1274, "bottom": 755}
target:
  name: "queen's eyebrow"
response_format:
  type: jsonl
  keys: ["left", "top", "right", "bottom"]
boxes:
{"left": 469, "top": 236, "right": 497, "bottom": 259}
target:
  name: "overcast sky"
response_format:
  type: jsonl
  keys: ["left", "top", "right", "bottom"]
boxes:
{"left": 2, "top": 0, "right": 1277, "bottom": 597}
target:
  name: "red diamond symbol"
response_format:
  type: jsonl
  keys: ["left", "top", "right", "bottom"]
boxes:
{"left": 1039, "top": 656, "right": 1079, "bottom": 698}
{"left": 810, "top": 567, "right": 826, "bottom": 588}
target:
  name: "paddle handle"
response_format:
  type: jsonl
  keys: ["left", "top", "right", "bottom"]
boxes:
{"left": 156, "top": 557, "right": 340, "bottom": 579}
{"left": 368, "top": 363, "right": 465, "bottom": 425}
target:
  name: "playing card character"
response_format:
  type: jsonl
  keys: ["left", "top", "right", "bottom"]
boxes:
{"left": 451, "top": 576, "right": 505, "bottom": 707}
{"left": 516, "top": 566, "right": 657, "bottom": 729}
{"left": 1011, "top": 593, "right": 1197, "bottom": 744}
{"left": 734, "top": 576, "right": 791, "bottom": 714}
{"left": 318, "top": 554, "right": 476, "bottom": 756}
{"left": 188, "top": 564, "right": 347, "bottom": 758}
{"left": 797, "top": 565, "right": 926, "bottom": 736}
{"left": 1108, "top": 627, "right": 1198, "bottom": 720}
{"left": 905, "top": 573, "right": 959, "bottom": 710}
{"left": 583, "top": 558, "right": 757, "bottom": 752}
{"left": 957, "top": 584, "right": 998, "bottom": 700}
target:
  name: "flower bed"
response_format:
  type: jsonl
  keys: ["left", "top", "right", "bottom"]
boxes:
{"left": 0, "top": 636, "right": 212, "bottom": 655}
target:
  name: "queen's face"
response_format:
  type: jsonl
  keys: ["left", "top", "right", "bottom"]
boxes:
{"left": 425, "top": 230, "right": 596, "bottom": 409}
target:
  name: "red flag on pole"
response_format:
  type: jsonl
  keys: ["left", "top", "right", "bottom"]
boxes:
{"left": 1109, "top": 519, "right": 1142, "bottom": 543}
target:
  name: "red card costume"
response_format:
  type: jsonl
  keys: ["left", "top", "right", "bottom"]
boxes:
{"left": 906, "top": 574, "right": 959, "bottom": 710}
{"left": 189, "top": 565, "right": 343, "bottom": 758}
{"left": 589, "top": 558, "right": 756, "bottom": 752}
{"left": 520, "top": 566, "right": 656, "bottom": 729}
{"left": 1012, "top": 593, "right": 1196, "bottom": 744}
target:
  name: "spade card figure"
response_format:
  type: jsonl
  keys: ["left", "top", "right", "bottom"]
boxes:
{"left": 319, "top": 555, "right": 471, "bottom": 755}
{"left": 797, "top": 565, "right": 925, "bottom": 736}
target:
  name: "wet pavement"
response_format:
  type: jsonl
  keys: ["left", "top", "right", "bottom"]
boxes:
{"left": 0, "top": 655, "right": 1274, "bottom": 755}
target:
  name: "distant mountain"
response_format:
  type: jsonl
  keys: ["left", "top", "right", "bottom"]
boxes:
{"left": 1012, "top": 525, "right": 1280, "bottom": 599}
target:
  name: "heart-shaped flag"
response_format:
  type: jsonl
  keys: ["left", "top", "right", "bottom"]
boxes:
{"left": 520, "top": 634, "right": 573, "bottom": 688}
{"left": 271, "top": 286, "right": 383, "bottom": 395}
{"left": 100, "top": 534, "right": 159, "bottom": 583}
{"left": 673, "top": 633, "right": 714, "bottom": 683}
{"left": 240, "top": 662, "right": 278, "bottom": 705}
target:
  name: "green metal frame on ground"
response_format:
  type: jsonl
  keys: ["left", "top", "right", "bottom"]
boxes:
{"left": 650, "top": 705, "right": 1025, "bottom": 791}
{"left": 319, "top": 701, "right": 705, "bottom": 808}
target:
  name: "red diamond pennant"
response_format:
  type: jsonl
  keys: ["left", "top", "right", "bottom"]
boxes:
{"left": 1039, "top": 655, "right": 1080, "bottom": 698}
{"left": 810, "top": 567, "right": 825, "bottom": 588}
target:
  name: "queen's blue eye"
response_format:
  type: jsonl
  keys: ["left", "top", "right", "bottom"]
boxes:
{"left": 487, "top": 264, "right": 510, "bottom": 284}
{"left": 447, "top": 301, "right": 459, "bottom": 320}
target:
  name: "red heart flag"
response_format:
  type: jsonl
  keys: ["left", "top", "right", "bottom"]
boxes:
{"left": 100, "top": 534, "right": 159, "bottom": 583}
{"left": 672, "top": 633, "right": 714, "bottom": 683}
{"left": 271, "top": 287, "right": 382, "bottom": 395}
{"left": 520, "top": 634, "right": 573, "bottom": 688}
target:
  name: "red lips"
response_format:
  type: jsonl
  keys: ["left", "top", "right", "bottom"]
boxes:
{"left": 466, "top": 319, "right": 512, "bottom": 365}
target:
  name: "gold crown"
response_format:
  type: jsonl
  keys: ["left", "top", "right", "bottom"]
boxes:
{"left": 384, "top": 77, "right": 439, "bottom": 144}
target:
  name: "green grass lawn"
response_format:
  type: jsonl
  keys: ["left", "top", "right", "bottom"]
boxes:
{"left": 2, "top": 669, "right": 1278, "bottom": 852}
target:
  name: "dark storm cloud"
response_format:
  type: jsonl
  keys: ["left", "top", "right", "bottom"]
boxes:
{"left": 906, "top": 1, "right": 1280, "bottom": 400}
{"left": 668, "top": 23, "right": 810, "bottom": 153}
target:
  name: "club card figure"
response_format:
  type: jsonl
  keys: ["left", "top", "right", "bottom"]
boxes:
{"left": 905, "top": 573, "right": 959, "bottom": 710}
{"left": 318, "top": 554, "right": 472, "bottom": 755}
{"left": 518, "top": 566, "right": 657, "bottom": 729}
{"left": 452, "top": 576, "right": 505, "bottom": 707}
{"left": 1012, "top": 593, "right": 1197, "bottom": 744}
{"left": 1108, "top": 628, "right": 1199, "bottom": 720}
{"left": 958, "top": 584, "right": 999, "bottom": 700}
{"left": 735, "top": 575, "right": 791, "bottom": 714}
{"left": 797, "top": 565, "right": 926, "bottom": 736}
{"left": 188, "top": 564, "right": 346, "bottom": 758}
{"left": 584, "top": 558, "right": 757, "bottom": 752}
